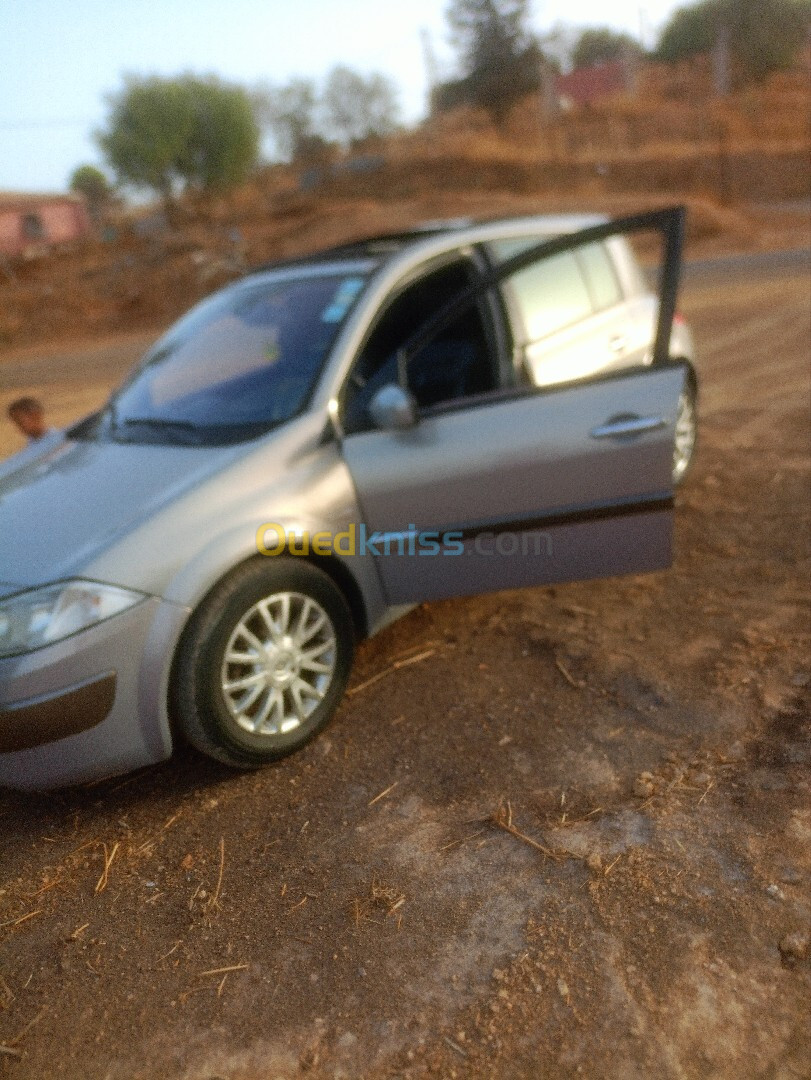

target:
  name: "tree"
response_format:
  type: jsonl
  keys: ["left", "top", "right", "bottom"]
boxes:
{"left": 537, "top": 24, "right": 579, "bottom": 74}
{"left": 571, "top": 27, "right": 643, "bottom": 70}
{"left": 98, "top": 75, "right": 259, "bottom": 205}
{"left": 321, "top": 66, "right": 400, "bottom": 146}
{"left": 251, "top": 78, "right": 320, "bottom": 161}
{"left": 253, "top": 69, "right": 400, "bottom": 160}
{"left": 656, "top": 0, "right": 811, "bottom": 82}
{"left": 69, "top": 164, "right": 112, "bottom": 221}
{"left": 176, "top": 78, "right": 261, "bottom": 190}
{"left": 436, "top": 0, "right": 543, "bottom": 120}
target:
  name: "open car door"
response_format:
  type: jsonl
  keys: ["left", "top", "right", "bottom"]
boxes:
{"left": 340, "top": 208, "right": 688, "bottom": 605}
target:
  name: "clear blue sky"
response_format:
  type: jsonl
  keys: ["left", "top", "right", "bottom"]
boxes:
{"left": 0, "top": 0, "right": 684, "bottom": 193}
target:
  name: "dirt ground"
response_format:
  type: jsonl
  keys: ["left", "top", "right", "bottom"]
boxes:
{"left": 0, "top": 261, "right": 809, "bottom": 1079}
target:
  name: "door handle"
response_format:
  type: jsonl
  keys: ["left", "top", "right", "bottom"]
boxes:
{"left": 608, "top": 334, "right": 628, "bottom": 353}
{"left": 590, "top": 415, "right": 667, "bottom": 439}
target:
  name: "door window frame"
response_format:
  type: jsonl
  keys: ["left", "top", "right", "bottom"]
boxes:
{"left": 396, "top": 208, "right": 684, "bottom": 417}
{"left": 335, "top": 208, "right": 685, "bottom": 430}
{"left": 339, "top": 247, "right": 514, "bottom": 432}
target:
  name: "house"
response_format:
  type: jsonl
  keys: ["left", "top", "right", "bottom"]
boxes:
{"left": 0, "top": 192, "right": 91, "bottom": 257}
{"left": 555, "top": 61, "right": 633, "bottom": 109}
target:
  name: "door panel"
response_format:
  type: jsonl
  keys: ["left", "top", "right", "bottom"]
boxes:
{"left": 342, "top": 364, "right": 686, "bottom": 605}
{"left": 372, "top": 509, "right": 673, "bottom": 604}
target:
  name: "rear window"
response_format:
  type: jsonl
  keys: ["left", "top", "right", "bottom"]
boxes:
{"left": 489, "top": 240, "right": 592, "bottom": 342}
{"left": 576, "top": 242, "right": 622, "bottom": 311}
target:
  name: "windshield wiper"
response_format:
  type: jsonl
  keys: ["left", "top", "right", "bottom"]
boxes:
{"left": 113, "top": 417, "right": 204, "bottom": 444}
{"left": 120, "top": 418, "right": 199, "bottom": 431}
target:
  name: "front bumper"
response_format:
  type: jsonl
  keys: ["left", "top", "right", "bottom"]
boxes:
{"left": 0, "top": 671, "right": 117, "bottom": 752}
{"left": 0, "top": 596, "right": 190, "bottom": 791}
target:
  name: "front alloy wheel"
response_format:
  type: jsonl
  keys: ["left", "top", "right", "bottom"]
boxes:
{"left": 220, "top": 592, "right": 337, "bottom": 738}
{"left": 172, "top": 559, "right": 354, "bottom": 767}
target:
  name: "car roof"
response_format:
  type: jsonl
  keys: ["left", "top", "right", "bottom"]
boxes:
{"left": 249, "top": 213, "right": 610, "bottom": 278}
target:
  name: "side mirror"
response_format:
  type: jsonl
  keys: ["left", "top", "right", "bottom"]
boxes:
{"left": 369, "top": 383, "right": 418, "bottom": 431}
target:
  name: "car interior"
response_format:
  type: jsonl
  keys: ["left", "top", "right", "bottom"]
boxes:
{"left": 341, "top": 257, "right": 500, "bottom": 433}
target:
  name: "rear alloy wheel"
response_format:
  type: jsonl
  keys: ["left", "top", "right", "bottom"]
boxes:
{"left": 672, "top": 386, "right": 697, "bottom": 485}
{"left": 172, "top": 559, "right": 354, "bottom": 768}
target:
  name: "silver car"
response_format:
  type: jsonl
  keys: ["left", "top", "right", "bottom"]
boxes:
{"left": 0, "top": 209, "right": 697, "bottom": 790}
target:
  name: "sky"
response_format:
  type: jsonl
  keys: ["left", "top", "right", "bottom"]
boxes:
{"left": 0, "top": 0, "right": 685, "bottom": 194}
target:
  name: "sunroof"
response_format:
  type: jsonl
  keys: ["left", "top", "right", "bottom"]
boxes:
{"left": 248, "top": 217, "right": 479, "bottom": 277}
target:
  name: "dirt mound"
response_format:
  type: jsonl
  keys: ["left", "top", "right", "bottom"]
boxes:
{"left": 1, "top": 60, "right": 808, "bottom": 355}
{"left": 0, "top": 179, "right": 797, "bottom": 359}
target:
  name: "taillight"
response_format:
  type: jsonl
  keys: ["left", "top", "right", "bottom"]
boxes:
{"left": 673, "top": 312, "right": 686, "bottom": 326}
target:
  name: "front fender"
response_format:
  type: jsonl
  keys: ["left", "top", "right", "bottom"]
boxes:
{"left": 161, "top": 513, "right": 389, "bottom": 643}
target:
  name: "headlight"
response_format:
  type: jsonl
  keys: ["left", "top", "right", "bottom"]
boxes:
{"left": 0, "top": 581, "right": 145, "bottom": 658}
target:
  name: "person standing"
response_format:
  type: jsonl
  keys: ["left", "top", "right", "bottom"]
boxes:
{"left": 7, "top": 397, "right": 52, "bottom": 442}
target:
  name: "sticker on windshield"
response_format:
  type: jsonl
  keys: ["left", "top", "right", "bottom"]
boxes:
{"left": 321, "top": 277, "right": 365, "bottom": 323}
{"left": 263, "top": 328, "right": 281, "bottom": 364}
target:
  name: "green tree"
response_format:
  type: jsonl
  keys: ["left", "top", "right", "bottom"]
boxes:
{"left": 177, "top": 77, "right": 261, "bottom": 190}
{"left": 68, "top": 164, "right": 112, "bottom": 221}
{"left": 98, "top": 75, "right": 259, "bottom": 205}
{"left": 321, "top": 66, "right": 400, "bottom": 146}
{"left": 571, "top": 27, "right": 643, "bottom": 70}
{"left": 436, "top": 0, "right": 543, "bottom": 120}
{"left": 656, "top": 0, "right": 811, "bottom": 82}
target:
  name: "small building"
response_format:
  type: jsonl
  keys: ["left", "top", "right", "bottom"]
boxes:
{"left": 555, "top": 61, "right": 633, "bottom": 109}
{"left": 0, "top": 192, "right": 92, "bottom": 258}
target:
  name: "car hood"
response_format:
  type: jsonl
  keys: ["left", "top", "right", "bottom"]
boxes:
{"left": 0, "top": 435, "right": 245, "bottom": 590}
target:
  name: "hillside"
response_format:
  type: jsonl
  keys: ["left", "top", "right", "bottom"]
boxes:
{"left": 1, "top": 61, "right": 808, "bottom": 354}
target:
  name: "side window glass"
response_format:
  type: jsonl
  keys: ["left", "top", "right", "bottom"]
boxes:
{"left": 489, "top": 241, "right": 592, "bottom": 343}
{"left": 577, "top": 242, "right": 622, "bottom": 312}
{"left": 342, "top": 260, "right": 497, "bottom": 433}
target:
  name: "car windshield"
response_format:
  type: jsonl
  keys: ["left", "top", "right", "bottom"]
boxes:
{"left": 100, "top": 268, "right": 368, "bottom": 445}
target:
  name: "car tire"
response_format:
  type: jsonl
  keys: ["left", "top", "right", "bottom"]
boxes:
{"left": 171, "top": 558, "right": 355, "bottom": 768}
{"left": 672, "top": 382, "right": 697, "bottom": 486}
